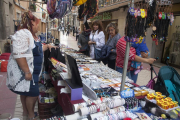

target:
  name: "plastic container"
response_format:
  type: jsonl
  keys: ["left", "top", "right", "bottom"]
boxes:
{"left": 165, "top": 97, "right": 172, "bottom": 102}
{"left": 155, "top": 95, "right": 163, "bottom": 101}
{"left": 147, "top": 94, "right": 154, "bottom": 100}
{"left": 169, "top": 101, "right": 175, "bottom": 108}
{"left": 155, "top": 92, "right": 162, "bottom": 95}
{"left": 174, "top": 101, "right": 178, "bottom": 107}
{"left": 162, "top": 102, "right": 169, "bottom": 110}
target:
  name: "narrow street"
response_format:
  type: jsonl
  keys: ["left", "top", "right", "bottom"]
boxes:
{"left": 1, "top": 32, "right": 180, "bottom": 119}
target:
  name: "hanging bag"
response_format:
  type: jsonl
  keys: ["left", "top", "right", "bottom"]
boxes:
{"left": 92, "top": 34, "right": 102, "bottom": 60}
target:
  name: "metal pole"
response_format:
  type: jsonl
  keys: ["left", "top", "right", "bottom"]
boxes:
{"left": 120, "top": 0, "right": 134, "bottom": 92}
{"left": 120, "top": 42, "right": 131, "bottom": 92}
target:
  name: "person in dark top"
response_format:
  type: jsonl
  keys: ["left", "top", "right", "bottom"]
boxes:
{"left": 76, "top": 28, "right": 80, "bottom": 41}
{"left": 103, "top": 23, "right": 121, "bottom": 70}
{"left": 77, "top": 25, "right": 91, "bottom": 56}
{"left": 73, "top": 26, "right": 75, "bottom": 36}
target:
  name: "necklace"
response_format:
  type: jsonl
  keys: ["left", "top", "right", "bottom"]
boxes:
{"left": 33, "top": 35, "right": 39, "bottom": 42}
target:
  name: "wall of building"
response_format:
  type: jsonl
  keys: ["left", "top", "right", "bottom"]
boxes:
{"left": 111, "top": 8, "right": 127, "bottom": 37}
{"left": 14, "top": 0, "right": 29, "bottom": 20}
{"left": 0, "top": 0, "right": 14, "bottom": 53}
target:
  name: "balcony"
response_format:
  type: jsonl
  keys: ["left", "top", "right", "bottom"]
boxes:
{"left": 98, "top": 0, "right": 142, "bottom": 13}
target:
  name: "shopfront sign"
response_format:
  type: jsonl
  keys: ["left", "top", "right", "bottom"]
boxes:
{"left": 90, "top": 15, "right": 103, "bottom": 21}
{"left": 90, "top": 12, "right": 112, "bottom": 21}
{"left": 103, "top": 12, "right": 112, "bottom": 20}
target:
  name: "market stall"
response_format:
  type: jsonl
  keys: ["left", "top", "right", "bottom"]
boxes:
{"left": 36, "top": 44, "right": 180, "bottom": 120}
{"left": 36, "top": 0, "right": 180, "bottom": 119}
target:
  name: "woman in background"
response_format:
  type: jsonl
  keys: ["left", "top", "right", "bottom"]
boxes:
{"left": 103, "top": 23, "right": 121, "bottom": 69}
{"left": 88, "top": 20, "right": 105, "bottom": 60}
{"left": 78, "top": 25, "right": 91, "bottom": 56}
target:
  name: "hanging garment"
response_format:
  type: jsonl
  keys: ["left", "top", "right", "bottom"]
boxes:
{"left": 44, "top": 48, "right": 65, "bottom": 72}
{"left": 78, "top": 0, "right": 98, "bottom": 20}
{"left": 86, "top": 0, "right": 99, "bottom": 20}
{"left": 74, "top": 0, "right": 87, "bottom": 6}
{"left": 47, "top": 0, "right": 56, "bottom": 15}
{"left": 78, "top": 4, "right": 85, "bottom": 20}
{"left": 49, "top": 0, "right": 72, "bottom": 19}
{"left": 79, "top": 1, "right": 90, "bottom": 20}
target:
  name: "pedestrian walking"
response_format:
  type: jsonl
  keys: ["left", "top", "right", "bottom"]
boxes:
{"left": 66, "top": 29, "right": 69, "bottom": 36}
{"left": 73, "top": 26, "right": 75, "bottom": 36}
{"left": 62, "top": 26, "right": 65, "bottom": 35}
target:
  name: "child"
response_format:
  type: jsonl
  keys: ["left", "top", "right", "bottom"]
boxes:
{"left": 131, "top": 38, "right": 150, "bottom": 74}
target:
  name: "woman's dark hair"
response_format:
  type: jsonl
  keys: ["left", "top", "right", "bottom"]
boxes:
{"left": 106, "top": 23, "right": 119, "bottom": 34}
{"left": 19, "top": 11, "right": 40, "bottom": 36}
{"left": 91, "top": 20, "right": 104, "bottom": 33}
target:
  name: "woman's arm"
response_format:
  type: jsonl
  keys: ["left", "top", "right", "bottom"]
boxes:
{"left": 77, "top": 35, "right": 82, "bottom": 48}
{"left": 16, "top": 58, "right": 32, "bottom": 80}
{"left": 43, "top": 44, "right": 57, "bottom": 52}
{"left": 43, "top": 44, "right": 49, "bottom": 51}
{"left": 135, "top": 55, "right": 156, "bottom": 64}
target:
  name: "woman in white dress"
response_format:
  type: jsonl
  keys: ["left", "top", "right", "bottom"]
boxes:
{"left": 88, "top": 20, "right": 105, "bottom": 60}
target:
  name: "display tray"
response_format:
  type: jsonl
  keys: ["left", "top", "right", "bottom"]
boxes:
{"left": 145, "top": 96, "right": 180, "bottom": 113}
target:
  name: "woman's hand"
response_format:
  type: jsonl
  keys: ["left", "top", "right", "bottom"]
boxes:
{"left": 88, "top": 41, "right": 93, "bottom": 45}
{"left": 78, "top": 45, "right": 81, "bottom": 48}
{"left": 146, "top": 58, "right": 156, "bottom": 64}
{"left": 25, "top": 73, "right": 32, "bottom": 81}
{"left": 48, "top": 44, "right": 58, "bottom": 52}
{"left": 141, "top": 51, "right": 149, "bottom": 58}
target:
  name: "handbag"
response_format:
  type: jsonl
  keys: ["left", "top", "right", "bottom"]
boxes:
{"left": 92, "top": 34, "right": 102, "bottom": 60}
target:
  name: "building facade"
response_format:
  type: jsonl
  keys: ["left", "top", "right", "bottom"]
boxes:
{"left": 0, "top": 0, "right": 14, "bottom": 53}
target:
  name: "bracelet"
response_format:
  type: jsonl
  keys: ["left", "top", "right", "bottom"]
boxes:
{"left": 24, "top": 71, "right": 31, "bottom": 74}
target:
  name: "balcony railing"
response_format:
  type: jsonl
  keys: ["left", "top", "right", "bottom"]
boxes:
{"left": 98, "top": 0, "right": 142, "bottom": 9}
{"left": 98, "top": 0, "right": 127, "bottom": 8}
